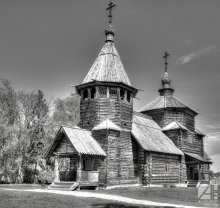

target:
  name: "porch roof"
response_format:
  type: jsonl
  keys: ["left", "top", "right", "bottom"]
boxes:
{"left": 46, "top": 126, "right": 106, "bottom": 157}
{"left": 185, "top": 152, "right": 212, "bottom": 163}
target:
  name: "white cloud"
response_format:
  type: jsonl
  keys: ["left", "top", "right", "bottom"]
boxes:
{"left": 179, "top": 45, "right": 218, "bottom": 64}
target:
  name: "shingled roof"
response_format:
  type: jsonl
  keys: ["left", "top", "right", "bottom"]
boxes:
{"left": 139, "top": 95, "right": 198, "bottom": 115}
{"left": 46, "top": 126, "right": 106, "bottom": 157}
{"left": 132, "top": 112, "right": 183, "bottom": 155}
{"left": 185, "top": 152, "right": 212, "bottom": 163}
{"left": 82, "top": 39, "right": 131, "bottom": 86}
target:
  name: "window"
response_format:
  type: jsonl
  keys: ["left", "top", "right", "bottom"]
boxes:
{"left": 91, "top": 87, "right": 96, "bottom": 99}
{"left": 127, "top": 92, "right": 131, "bottom": 103}
{"left": 99, "top": 86, "right": 107, "bottom": 97}
{"left": 83, "top": 89, "right": 88, "bottom": 100}
{"left": 109, "top": 87, "right": 117, "bottom": 99}
{"left": 165, "top": 163, "right": 170, "bottom": 172}
{"left": 120, "top": 88, "right": 125, "bottom": 100}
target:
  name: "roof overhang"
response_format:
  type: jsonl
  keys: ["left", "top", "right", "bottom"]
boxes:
{"left": 185, "top": 152, "right": 212, "bottom": 163}
{"left": 75, "top": 81, "right": 138, "bottom": 96}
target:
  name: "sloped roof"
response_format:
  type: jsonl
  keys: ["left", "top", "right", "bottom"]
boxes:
{"left": 185, "top": 152, "right": 212, "bottom": 163}
{"left": 46, "top": 126, "right": 106, "bottom": 157}
{"left": 195, "top": 129, "right": 206, "bottom": 137}
{"left": 92, "top": 119, "right": 122, "bottom": 131}
{"left": 132, "top": 113, "right": 183, "bottom": 155}
{"left": 139, "top": 95, "right": 198, "bottom": 114}
{"left": 82, "top": 41, "right": 131, "bottom": 86}
{"left": 162, "top": 121, "right": 189, "bottom": 131}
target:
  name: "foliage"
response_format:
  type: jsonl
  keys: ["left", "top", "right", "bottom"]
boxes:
{"left": 52, "top": 94, "right": 80, "bottom": 127}
{"left": 0, "top": 78, "right": 80, "bottom": 184}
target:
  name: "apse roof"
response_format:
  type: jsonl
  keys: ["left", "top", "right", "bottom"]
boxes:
{"left": 132, "top": 112, "right": 183, "bottom": 155}
{"left": 82, "top": 41, "right": 131, "bottom": 86}
{"left": 139, "top": 95, "right": 198, "bottom": 115}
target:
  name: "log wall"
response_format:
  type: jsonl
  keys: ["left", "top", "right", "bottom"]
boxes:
{"left": 53, "top": 134, "right": 76, "bottom": 154}
{"left": 144, "top": 109, "right": 195, "bottom": 132}
{"left": 132, "top": 138, "right": 183, "bottom": 185}
{"left": 150, "top": 152, "right": 181, "bottom": 184}
{"left": 181, "top": 132, "right": 203, "bottom": 156}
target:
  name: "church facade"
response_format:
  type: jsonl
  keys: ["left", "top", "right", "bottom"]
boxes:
{"left": 46, "top": 3, "right": 212, "bottom": 190}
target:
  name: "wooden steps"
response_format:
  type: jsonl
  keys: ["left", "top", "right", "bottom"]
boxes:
{"left": 47, "top": 181, "right": 79, "bottom": 191}
{"left": 187, "top": 180, "right": 198, "bottom": 187}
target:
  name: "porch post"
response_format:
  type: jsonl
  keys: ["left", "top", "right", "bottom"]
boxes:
{"left": 77, "top": 154, "right": 82, "bottom": 182}
{"left": 54, "top": 155, "right": 59, "bottom": 182}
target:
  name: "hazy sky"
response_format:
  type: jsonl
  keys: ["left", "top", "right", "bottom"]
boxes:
{"left": 0, "top": 0, "right": 220, "bottom": 172}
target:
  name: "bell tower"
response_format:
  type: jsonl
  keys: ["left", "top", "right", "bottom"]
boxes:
{"left": 75, "top": 1, "right": 138, "bottom": 186}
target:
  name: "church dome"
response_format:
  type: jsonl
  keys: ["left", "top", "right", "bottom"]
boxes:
{"left": 161, "top": 71, "right": 171, "bottom": 86}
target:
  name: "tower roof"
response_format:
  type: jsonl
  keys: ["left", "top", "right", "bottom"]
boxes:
{"left": 82, "top": 26, "right": 131, "bottom": 86}
{"left": 138, "top": 94, "right": 198, "bottom": 115}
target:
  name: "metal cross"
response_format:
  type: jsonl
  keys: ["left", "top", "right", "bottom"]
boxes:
{"left": 106, "top": 0, "right": 116, "bottom": 25}
{"left": 162, "top": 51, "right": 170, "bottom": 72}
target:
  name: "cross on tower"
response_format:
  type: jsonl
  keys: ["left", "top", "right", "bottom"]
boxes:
{"left": 106, "top": 0, "right": 116, "bottom": 25}
{"left": 162, "top": 51, "right": 170, "bottom": 72}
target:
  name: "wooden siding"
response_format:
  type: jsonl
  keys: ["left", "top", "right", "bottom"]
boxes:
{"left": 53, "top": 134, "right": 76, "bottom": 154}
{"left": 132, "top": 138, "right": 183, "bottom": 185}
{"left": 181, "top": 132, "right": 203, "bottom": 156}
{"left": 150, "top": 153, "right": 181, "bottom": 184}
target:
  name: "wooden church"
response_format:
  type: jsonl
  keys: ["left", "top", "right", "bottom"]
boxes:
{"left": 46, "top": 2, "right": 212, "bottom": 190}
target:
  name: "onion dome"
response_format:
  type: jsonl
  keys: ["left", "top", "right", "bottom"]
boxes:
{"left": 161, "top": 71, "right": 171, "bottom": 87}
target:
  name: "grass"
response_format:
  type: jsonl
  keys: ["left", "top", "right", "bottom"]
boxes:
{"left": 0, "top": 189, "right": 150, "bottom": 208}
{"left": 0, "top": 185, "right": 201, "bottom": 208}
{"left": 93, "top": 186, "right": 201, "bottom": 207}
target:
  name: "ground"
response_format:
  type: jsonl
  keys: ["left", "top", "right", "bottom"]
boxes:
{"left": 0, "top": 185, "right": 202, "bottom": 208}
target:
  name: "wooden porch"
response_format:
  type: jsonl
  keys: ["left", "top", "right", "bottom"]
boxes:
{"left": 53, "top": 153, "right": 100, "bottom": 190}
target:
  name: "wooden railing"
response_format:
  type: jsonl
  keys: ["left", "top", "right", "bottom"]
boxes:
{"left": 59, "top": 170, "right": 77, "bottom": 181}
{"left": 81, "top": 171, "right": 99, "bottom": 182}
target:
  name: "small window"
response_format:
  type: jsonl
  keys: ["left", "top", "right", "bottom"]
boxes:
{"left": 83, "top": 89, "right": 88, "bottom": 100}
{"left": 120, "top": 88, "right": 125, "bottom": 100}
{"left": 110, "top": 87, "right": 117, "bottom": 99}
{"left": 99, "top": 87, "right": 107, "bottom": 97}
{"left": 127, "top": 92, "right": 131, "bottom": 103}
{"left": 91, "top": 87, "right": 96, "bottom": 99}
{"left": 165, "top": 163, "right": 170, "bottom": 172}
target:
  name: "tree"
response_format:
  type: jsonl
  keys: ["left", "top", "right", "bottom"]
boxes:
{"left": 52, "top": 94, "right": 80, "bottom": 127}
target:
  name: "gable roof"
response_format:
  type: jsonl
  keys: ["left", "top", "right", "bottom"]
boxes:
{"left": 92, "top": 119, "right": 122, "bottom": 131}
{"left": 46, "top": 126, "right": 106, "bottom": 157}
{"left": 162, "top": 121, "right": 189, "bottom": 131}
{"left": 195, "top": 129, "right": 206, "bottom": 137}
{"left": 82, "top": 41, "right": 131, "bottom": 86}
{"left": 185, "top": 152, "right": 212, "bottom": 163}
{"left": 139, "top": 95, "right": 198, "bottom": 115}
{"left": 132, "top": 112, "right": 183, "bottom": 155}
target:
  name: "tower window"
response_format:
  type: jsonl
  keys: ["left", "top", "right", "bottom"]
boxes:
{"left": 99, "top": 86, "right": 107, "bottom": 97}
{"left": 127, "top": 92, "right": 131, "bottom": 103}
{"left": 83, "top": 89, "right": 88, "bottom": 100}
{"left": 91, "top": 87, "right": 96, "bottom": 99}
{"left": 120, "top": 88, "right": 125, "bottom": 100}
{"left": 110, "top": 87, "right": 117, "bottom": 99}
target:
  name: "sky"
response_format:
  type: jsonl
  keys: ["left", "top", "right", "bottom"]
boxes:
{"left": 0, "top": 0, "right": 220, "bottom": 172}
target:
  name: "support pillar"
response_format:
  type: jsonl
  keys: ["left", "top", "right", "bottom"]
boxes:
{"left": 77, "top": 154, "right": 82, "bottom": 182}
{"left": 54, "top": 155, "right": 59, "bottom": 182}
